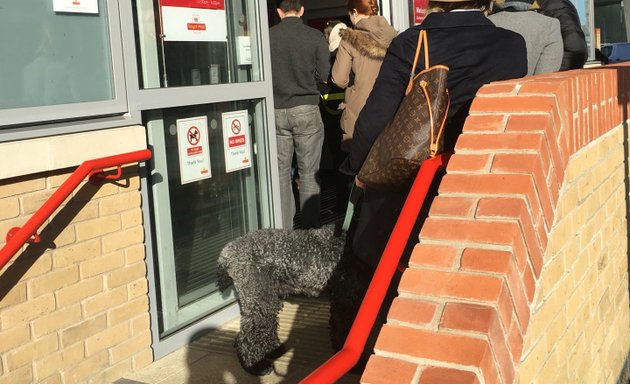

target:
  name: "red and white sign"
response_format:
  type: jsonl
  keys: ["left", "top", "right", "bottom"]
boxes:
{"left": 53, "top": 0, "right": 98, "bottom": 14}
{"left": 177, "top": 116, "right": 212, "bottom": 184}
{"left": 222, "top": 110, "right": 252, "bottom": 173}
{"left": 160, "top": 0, "right": 227, "bottom": 42}
{"left": 413, "top": 0, "right": 429, "bottom": 25}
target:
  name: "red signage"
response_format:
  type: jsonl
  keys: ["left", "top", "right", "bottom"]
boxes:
{"left": 187, "top": 23, "right": 206, "bottom": 31}
{"left": 160, "top": 0, "right": 225, "bottom": 10}
{"left": 413, "top": 0, "right": 428, "bottom": 25}
{"left": 229, "top": 135, "right": 246, "bottom": 148}
{"left": 187, "top": 146, "right": 202, "bottom": 156}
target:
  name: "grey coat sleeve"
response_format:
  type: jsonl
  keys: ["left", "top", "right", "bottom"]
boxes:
{"left": 534, "top": 18, "right": 563, "bottom": 75}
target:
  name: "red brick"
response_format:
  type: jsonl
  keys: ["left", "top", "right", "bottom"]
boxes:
{"left": 362, "top": 355, "right": 418, "bottom": 384}
{"left": 476, "top": 82, "right": 521, "bottom": 95}
{"left": 445, "top": 154, "right": 492, "bottom": 173}
{"left": 504, "top": 113, "right": 565, "bottom": 188}
{"left": 399, "top": 267, "right": 503, "bottom": 302}
{"left": 429, "top": 196, "right": 476, "bottom": 218}
{"left": 462, "top": 114, "right": 507, "bottom": 132}
{"left": 460, "top": 247, "right": 531, "bottom": 332}
{"left": 441, "top": 303, "right": 515, "bottom": 384}
{"left": 419, "top": 217, "right": 529, "bottom": 273}
{"left": 470, "top": 95, "right": 556, "bottom": 114}
{"left": 534, "top": 213, "right": 549, "bottom": 251}
{"left": 460, "top": 248, "right": 512, "bottom": 275}
{"left": 496, "top": 283, "right": 516, "bottom": 335}
{"left": 387, "top": 297, "right": 438, "bottom": 326}
{"left": 518, "top": 79, "right": 567, "bottom": 96}
{"left": 478, "top": 339, "right": 500, "bottom": 384}
{"left": 504, "top": 114, "right": 552, "bottom": 132}
{"left": 507, "top": 317, "right": 524, "bottom": 362}
{"left": 375, "top": 325, "right": 490, "bottom": 367}
{"left": 438, "top": 174, "right": 543, "bottom": 225}
{"left": 455, "top": 132, "right": 545, "bottom": 153}
{"left": 418, "top": 366, "right": 480, "bottom": 384}
{"left": 440, "top": 302, "right": 495, "bottom": 333}
{"left": 409, "top": 243, "right": 459, "bottom": 268}
{"left": 492, "top": 151, "right": 556, "bottom": 219}
{"left": 475, "top": 196, "right": 544, "bottom": 277}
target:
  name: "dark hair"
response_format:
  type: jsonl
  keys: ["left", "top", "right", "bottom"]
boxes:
{"left": 277, "top": 0, "right": 302, "bottom": 13}
{"left": 347, "top": 0, "right": 379, "bottom": 16}
{"left": 427, "top": 0, "right": 492, "bottom": 12}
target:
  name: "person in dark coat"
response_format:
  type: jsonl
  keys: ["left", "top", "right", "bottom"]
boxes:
{"left": 329, "top": 0, "right": 528, "bottom": 369}
{"left": 537, "top": 0, "right": 588, "bottom": 70}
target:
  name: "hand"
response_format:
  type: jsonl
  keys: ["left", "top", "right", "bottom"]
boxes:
{"left": 354, "top": 176, "right": 364, "bottom": 189}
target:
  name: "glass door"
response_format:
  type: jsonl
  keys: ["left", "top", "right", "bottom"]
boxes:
{"left": 146, "top": 100, "right": 270, "bottom": 335}
{"left": 132, "top": 0, "right": 278, "bottom": 339}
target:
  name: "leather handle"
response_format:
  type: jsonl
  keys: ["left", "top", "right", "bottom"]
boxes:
{"left": 405, "top": 30, "right": 428, "bottom": 96}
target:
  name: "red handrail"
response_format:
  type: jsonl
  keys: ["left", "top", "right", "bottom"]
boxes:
{"left": 0, "top": 149, "right": 152, "bottom": 272}
{"left": 301, "top": 152, "right": 452, "bottom": 384}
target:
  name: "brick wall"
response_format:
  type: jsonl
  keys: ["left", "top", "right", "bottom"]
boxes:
{"left": 0, "top": 165, "right": 152, "bottom": 383}
{"left": 362, "top": 66, "right": 630, "bottom": 383}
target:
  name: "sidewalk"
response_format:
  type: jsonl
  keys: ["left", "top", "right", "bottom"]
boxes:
{"left": 119, "top": 297, "right": 360, "bottom": 384}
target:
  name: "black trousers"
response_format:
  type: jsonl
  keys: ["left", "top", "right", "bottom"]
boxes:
{"left": 329, "top": 171, "right": 444, "bottom": 370}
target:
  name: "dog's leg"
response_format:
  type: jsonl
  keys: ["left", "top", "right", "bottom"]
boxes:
{"left": 233, "top": 270, "right": 283, "bottom": 376}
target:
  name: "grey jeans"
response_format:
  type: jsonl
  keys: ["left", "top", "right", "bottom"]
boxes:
{"left": 275, "top": 105, "right": 324, "bottom": 229}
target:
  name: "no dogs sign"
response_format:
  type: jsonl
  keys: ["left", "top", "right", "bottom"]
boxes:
{"left": 222, "top": 110, "right": 252, "bottom": 173}
{"left": 176, "top": 116, "right": 212, "bottom": 184}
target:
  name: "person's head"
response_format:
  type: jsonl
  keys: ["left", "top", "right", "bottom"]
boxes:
{"left": 347, "top": 0, "right": 379, "bottom": 25}
{"left": 500, "top": 0, "right": 536, "bottom": 11}
{"left": 276, "top": 0, "right": 304, "bottom": 19}
{"left": 428, "top": 0, "right": 493, "bottom": 13}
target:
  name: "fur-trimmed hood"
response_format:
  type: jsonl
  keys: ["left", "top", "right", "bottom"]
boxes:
{"left": 339, "top": 15, "right": 397, "bottom": 60}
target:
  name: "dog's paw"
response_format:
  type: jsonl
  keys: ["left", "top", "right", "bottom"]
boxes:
{"left": 266, "top": 343, "right": 287, "bottom": 360}
{"left": 243, "top": 359, "right": 274, "bottom": 376}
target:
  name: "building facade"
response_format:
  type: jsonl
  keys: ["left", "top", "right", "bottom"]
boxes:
{"left": 0, "top": 0, "right": 628, "bottom": 383}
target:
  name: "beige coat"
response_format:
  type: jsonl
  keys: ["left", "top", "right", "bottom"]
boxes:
{"left": 331, "top": 16, "right": 397, "bottom": 152}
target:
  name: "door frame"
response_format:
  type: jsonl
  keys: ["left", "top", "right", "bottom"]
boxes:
{"left": 119, "top": 0, "right": 281, "bottom": 358}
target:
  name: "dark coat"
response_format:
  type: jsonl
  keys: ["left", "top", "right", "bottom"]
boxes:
{"left": 270, "top": 17, "right": 330, "bottom": 109}
{"left": 340, "top": 11, "right": 527, "bottom": 269}
{"left": 538, "top": 0, "right": 588, "bottom": 71}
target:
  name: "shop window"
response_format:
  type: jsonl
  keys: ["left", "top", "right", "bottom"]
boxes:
{"left": 0, "top": 0, "right": 126, "bottom": 127}
{"left": 133, "top": 0, "right": 263, "bottom": 88}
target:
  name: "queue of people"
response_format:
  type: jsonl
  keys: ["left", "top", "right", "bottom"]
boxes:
{"left": 269, "top": 0, "right": 588, "bottom": 368}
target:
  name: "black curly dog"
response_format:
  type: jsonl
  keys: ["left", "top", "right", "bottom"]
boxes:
{"left": 218, "top": 222, "right": 364, "bottom": 376}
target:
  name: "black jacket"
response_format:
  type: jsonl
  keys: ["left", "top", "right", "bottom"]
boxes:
{"left": 340, "top": 11, "right": 527, "bottom": 177}
{"left": 538, "top": 0, "right": 588, "bottom": 71}
{"left": 270, "top": 17, "right": 330, "bottom": 109}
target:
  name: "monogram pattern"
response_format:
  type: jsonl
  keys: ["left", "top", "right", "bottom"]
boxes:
{"left": 358, "top": 65, "right": 450, "bottom": 191}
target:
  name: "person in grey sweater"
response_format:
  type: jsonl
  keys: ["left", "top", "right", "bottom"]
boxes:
{"left": 489, "top": 0, "right": 563, "bottom": 75}
{"left": 270, "top": 0, "right": 330, "bottom": 229}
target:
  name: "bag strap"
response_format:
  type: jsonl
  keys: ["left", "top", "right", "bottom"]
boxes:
{"left": 341, "top": 183, "right": 364, "bottom": 232}
{"left": 405, "top": 29, "right": 429, "bottom": 96}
